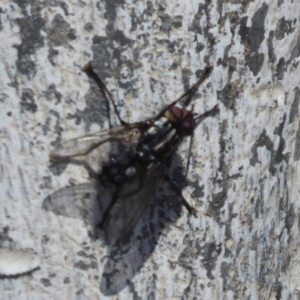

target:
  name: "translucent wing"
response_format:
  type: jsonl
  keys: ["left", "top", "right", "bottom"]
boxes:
{"left": 50, "top": 126, "right": 141, "bottom": 174}
{"left": 43, "top": 183, "right": 96, "bottom": 224}
{"left": 43, "top": 182, "right": 118, "bottom": 228}
{"left": 102, "top": 159, "right": 171, "bottom": 243}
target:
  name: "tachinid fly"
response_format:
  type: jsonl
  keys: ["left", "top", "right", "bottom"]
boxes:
{"left": 44, "top": 63, "right": 219, "bottom": 244}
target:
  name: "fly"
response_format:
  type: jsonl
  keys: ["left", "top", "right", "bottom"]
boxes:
{"left": 44, "top": 62, "right": 219, "bottom": 244}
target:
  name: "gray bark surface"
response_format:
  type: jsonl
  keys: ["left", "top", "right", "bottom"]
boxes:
{"left": 0, "top": 1, "right": 299, "bottom": 299}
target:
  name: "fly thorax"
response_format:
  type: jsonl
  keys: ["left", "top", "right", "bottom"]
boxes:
{"left": 138, "top": 117, "right": 181, "bottom": 162}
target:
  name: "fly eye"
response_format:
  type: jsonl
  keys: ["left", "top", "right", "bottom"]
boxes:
{"left": 169, "top": 106, "right": 184, "bottom": 119}
{"left": 165, "top": 106, "right": 186, "bottom": 123}
{"left": 182, "top": 119, "right": 195, "bottom": 135}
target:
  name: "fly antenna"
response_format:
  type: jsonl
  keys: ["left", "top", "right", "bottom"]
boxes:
{"left": 83, "top": 62, "right": 129, "bottom": 127}
{"left": 194, "top": 104, "right": 219, "bottom": 125}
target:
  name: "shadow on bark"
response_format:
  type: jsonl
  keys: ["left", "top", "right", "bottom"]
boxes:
{"left": 43, "top": 153, "right": 190, "bottom": 295}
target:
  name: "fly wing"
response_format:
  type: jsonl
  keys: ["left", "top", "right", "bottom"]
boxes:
{"left": 50, "top": 126, "right": 141, "bottom": 174}
{"left": 102, "top": 160, "right": 170, "bottom": 243}
{"left": 43, "top": 182, "right": 98, "bottom": 225}
{"left": 43, "top": 182, "right": 115, "bottom": 227}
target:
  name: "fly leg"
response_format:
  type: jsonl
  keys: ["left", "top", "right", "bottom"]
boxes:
{"left": 83, "top": 62, "right": 129, "bottom": 127}
{"left": 194, "top": 104, "right": 219, "bottom": 124}
{"left": 78, "top": 161, "right": 98, "bottom": 180}
{"left": 166, "top": 175, "right": 197, "bottom": 216}
{"left": 51, "top": 158, "right": 99, "bottom": 180}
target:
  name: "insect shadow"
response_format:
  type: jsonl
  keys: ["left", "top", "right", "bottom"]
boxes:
{"left": 99, "top": 151, "right": 188, "bottom": 295}
{"left": 44, "top": 152, "right": 187, "bottom": 295}
{"left": 43, "top": 62, "right": 218, "bottom": 294}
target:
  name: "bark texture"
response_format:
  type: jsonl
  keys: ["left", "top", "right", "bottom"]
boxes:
{"left": 0, "top": 1, "right": 299, "bottom": 299}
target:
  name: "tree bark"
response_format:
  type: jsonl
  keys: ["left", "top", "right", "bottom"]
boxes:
{"left": 0, "top": 0, "right": 299, "bottom": 299}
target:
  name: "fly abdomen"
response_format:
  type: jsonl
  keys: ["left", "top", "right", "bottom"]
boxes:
{"left": 100, "top": 145, "right": 136, "bottom": 185}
